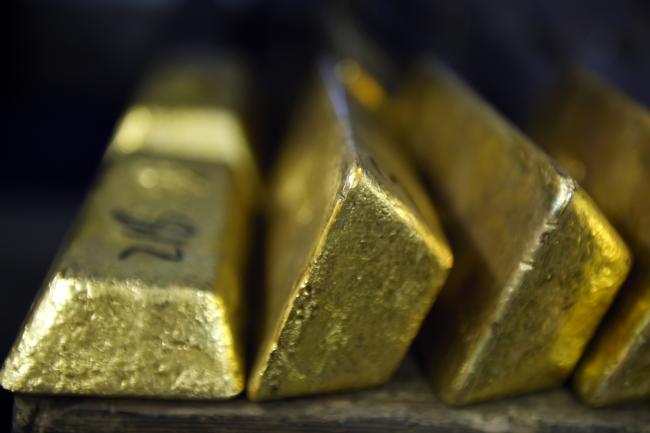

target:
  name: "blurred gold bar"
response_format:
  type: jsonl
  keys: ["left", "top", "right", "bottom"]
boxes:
{"left": 392, "top": 60, "right": 631, "bottom": 405}
{"left": 0, "top": 56, "right": 257, "bottom": 399}
{"left": 532, "top": 69, "right": 650, "bottom": 406}
{"left": 247, "top": 60, "right": 452, "bottom": 401}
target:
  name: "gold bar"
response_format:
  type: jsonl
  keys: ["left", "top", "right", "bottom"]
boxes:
{"left": 247, "top": 60, "right": 452, "bottom": 401}
{"left": 0, "top": 56, "right": 258, "bottom": 399}
{"left": 392, "top": 60, "right": 631, "bottom": 405}
{"left": 532, "top": 69, "right": 650, "bottom": 406}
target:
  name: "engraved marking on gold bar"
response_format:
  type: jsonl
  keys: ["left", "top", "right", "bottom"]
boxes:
{"left": 0, "top": 58, "right": 256, "bottom": 399}
{"left": 532, "top": 69, "right": 650, "bottom": 406}
{"left": 247, "top": 60, "right": 452, "bottom": 401}
{"left": 393, "top": 60, "right": 631, "bottom": 405}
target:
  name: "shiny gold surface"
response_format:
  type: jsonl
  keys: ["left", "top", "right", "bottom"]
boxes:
{"left": 0, "top": 58, "right": 256, "bottom": 399}
{"left": 532, "top": 69, "right": 650, "bottom": 406}
{"left": 336, "top": 59, "right": 386, "bottom": 112}
{"left": 247, "top": 61, "right": 452, "bottom": 401}
{"left": 393, "top": 60, "right": 631, "bottom": 405}
{"left": 109, "top": 58, "right": 258, "bottom": 206}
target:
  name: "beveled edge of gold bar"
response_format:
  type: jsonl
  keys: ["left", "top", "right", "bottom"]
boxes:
{"left": 572, "top": 275, "right": 650, "bottom": 407}
{"left": 0, "top": 275, "right": 246, "bottom": 399}
{"left": 0, "top": 57, "right": 255, "bottom": 400}
{"left": 0, "top": 162, "right": 248, "bottom": 399}
{"left": 396, "top": 59, "right": 631, "bottom": 405}
{"left": 431, "top": 187, "right": 631, "bottom": 406}
{"left": 247, "top": 59, "right": 452, "bottom": 401}
{"left": 531, "top": 68, "right": 650, "bottom": 406}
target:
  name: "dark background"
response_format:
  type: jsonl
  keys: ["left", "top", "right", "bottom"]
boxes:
{"left": 2, "top": 0, "right": 649, "bottom": 428}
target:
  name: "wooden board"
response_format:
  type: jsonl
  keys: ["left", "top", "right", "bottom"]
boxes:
{"left": 12, "top": 358, "right": 650, "bottom": 433}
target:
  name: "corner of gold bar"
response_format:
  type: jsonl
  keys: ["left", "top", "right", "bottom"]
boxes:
{"left": 532, "top": 68, "right": 650, "bottom": 406}
{"left": 0, "top": 56, "right": 257, "bottom": 399}
{"left": 393, "top": 59, "right": 631, "bottom": 405}
{"left": 247, "top": 60, "right": 452, "bottom": 401}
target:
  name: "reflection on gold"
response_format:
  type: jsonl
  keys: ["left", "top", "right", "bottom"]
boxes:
{"left": 533, "top": 69, "right": 650, "bottom": 406}
{"left": 111, "top": 105, "right": 257, "bottom": 206}
{"left": 0, "top": 57, "right": 257, "bottom": 399}
{"left": 393, "top": 60, "right": 630, "bottom": 405}
{"left": 247, "top": 61, "right": 452, "bottom": 401}
{"left": 336, "top": 59, "right": 386, "bottom": 112}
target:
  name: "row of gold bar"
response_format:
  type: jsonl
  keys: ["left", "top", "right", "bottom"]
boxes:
{"left": 1, "top": 53, "right": 648, "bottom": 407}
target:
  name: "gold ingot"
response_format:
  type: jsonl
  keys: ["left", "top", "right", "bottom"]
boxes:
{"left": 392, "top": 60, "right": 631, "bottom": 405}
{"left": 0, "top": 57, "right": 257, "bottom": 399}
{"left": 247, "top": 61, "right": 453, "bottom": 401}
{"left": 532, "top": 69, "right": 650, "bottom": 406}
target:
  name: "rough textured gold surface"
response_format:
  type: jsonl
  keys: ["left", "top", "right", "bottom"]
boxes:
{"left": 247, "top": 61, "right": 452, "bottom": 401}
{"left": 0, "top": 57, "right": 256, "bottom": 399}
{"left": 392, "top": 60, "right": 631, "bottom": 406}
{"left": 533, "top": 69, "right": 650, "bottom": 406}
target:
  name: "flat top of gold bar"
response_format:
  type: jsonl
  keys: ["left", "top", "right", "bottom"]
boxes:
{"left": 0, "top": 155, "right": 246, "bottom": 399}
{"left": 108, "top": 56, "right": 259, "bottom": 206}
{"left": 248, "top": 60, "right": 451, "bottom": 400}
{"left": 398, "top": 60, "right": 630, "bottom": 404}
